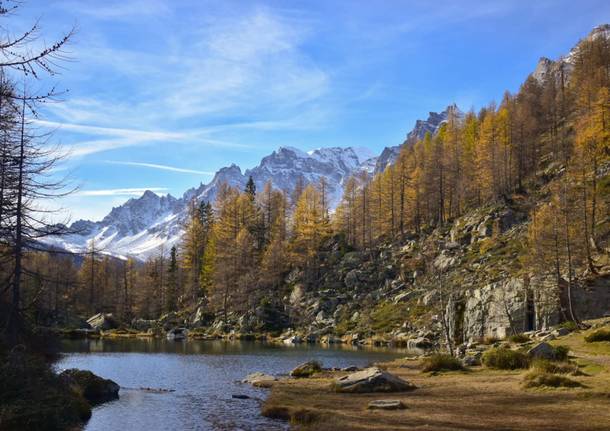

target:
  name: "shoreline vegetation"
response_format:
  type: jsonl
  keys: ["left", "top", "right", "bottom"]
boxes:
{"left": 256, "top": 318, "right": 610, "bottom": 430}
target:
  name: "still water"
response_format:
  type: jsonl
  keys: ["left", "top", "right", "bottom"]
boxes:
{"left": 57, "top": 338, "right": 407, "bottom": 431}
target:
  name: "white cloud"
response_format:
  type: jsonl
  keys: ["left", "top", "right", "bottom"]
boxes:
{"left": 106, "top": 161, "right": 214, "bottom": 175}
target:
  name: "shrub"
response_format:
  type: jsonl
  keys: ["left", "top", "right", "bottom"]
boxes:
{"left": 584, "top": 329, "right": 610, "bottom": 343}
{"left": 421, "top": 354, "right": 465, "bottom": 372}
{"left": 558, "top": 320, "right": 578, "bottom": 332}
{"left": 553, "top": 345, "right": 570, "bottom": 361}
{"left": 530, "top": 359, "right": 582, "bottom": 376}
{"left": 476, "top": 335, "right": 501, "bottom": 345}
{"left": 508, "top": 333, "right": 531, "bottom": 343}
{"left": 523, "top": 371, "right": 583, "bottom": 388}
{"left": 482, "top": 348, "right": 529, "bottom": 370}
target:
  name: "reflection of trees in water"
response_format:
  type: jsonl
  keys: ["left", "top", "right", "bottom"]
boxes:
{"left": 60, "top": 339, "right": 411, "bottom": 361}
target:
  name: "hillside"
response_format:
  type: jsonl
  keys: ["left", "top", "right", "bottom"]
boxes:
{"left": 18, "top": 24, "right": 610, "bottom": 348}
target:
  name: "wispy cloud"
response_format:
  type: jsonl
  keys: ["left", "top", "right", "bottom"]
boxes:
{"left": 76, "top": 187, "right": 168, "bottom": 197}
{"left": 35, "top": 119, "right": 252, "bottom": 157}
{"left": 33, "top": 119, "right": 186, "bottom": 140}
{"left": 106, "top": 161, "right": 214, "bottom": 175}
{"left": 58, "top": 0, "right": 170, "bottom": 20}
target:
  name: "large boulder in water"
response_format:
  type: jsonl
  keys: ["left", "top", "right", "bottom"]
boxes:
{"left": 60, "top": 369, "right": 119, "bottom": 405}
{"left": 333, "top": 367, "right": 416, "bottom": 393}
{"left": 86, "top": 313, "right": 117, "bottom": 331}
{"left": 290, "top": 360, "right": 322, "bottom": 378}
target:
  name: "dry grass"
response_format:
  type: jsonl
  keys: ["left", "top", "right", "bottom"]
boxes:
{"left": 262, "top": 322, "right": 610, "bottom": 430}
{"left": 421, "top": 354, "right": 465, "bottom": 372}
{"left": 523, "top": 371, "right": 583, "bottom": 389}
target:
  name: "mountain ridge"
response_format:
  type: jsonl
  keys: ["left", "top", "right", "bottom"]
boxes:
{"left": 47, "top": 107, "right": 455, "bottom": 259}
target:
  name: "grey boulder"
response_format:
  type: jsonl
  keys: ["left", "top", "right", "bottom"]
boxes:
{"left": 333, "top": 367, "right": 416, "bottom": 393}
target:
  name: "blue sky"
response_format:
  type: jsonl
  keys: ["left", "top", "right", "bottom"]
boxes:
{"left": 13, "top": 0, "right": 610, "bottom": 221}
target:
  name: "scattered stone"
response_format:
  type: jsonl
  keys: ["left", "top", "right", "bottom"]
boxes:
{"left": 60, "top": 369, "right": 120, "bottom": 405}
{"left": 166, "top": 327, "right": 188, "bottom": 340}
{"left": 367, "top": 400, "right": 406, "bottom": 410}
{"left": 462, "top": 355, "right": 481, "bottom": 367}
{"left": 242, "top": 372, "right": 277, "bottom": 388}
{"left": 553, "top": 327, "right": 570, "bottom": 337}
{"left": 290, "top": 360, "right": 322, "bottom": 378}
{"left": 528, "top": 342, "right": 557, "bottom": 360}
{"left": 283, "top": 335, "right": 302, "bottom": 345}
{"left": 341, "top": 366, "right": 359, "bottom": 372}
{"left": 86, "top": 313, "right": 117, "bottom": 331}
{"left": 407, "top": 337, "right": 433, "bottom": 349}
{"left": 131, "top": 318, "right": 155, "bottom": 332}
{"left": 320, "top": 335, "right": 343, "bottom": 344}
{"left": 138, "top": 387, "right": 175, "bottom": 393}
{"left": 232, "top": 394, "right": 251, "bottom": 399}
{"left": 333, "top": 367, "right": 416, "bottom": 393}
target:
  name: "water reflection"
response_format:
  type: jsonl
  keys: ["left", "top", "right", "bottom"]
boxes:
{"left": 57, "top": 339, "right": 408, "bottom": 431}
{"left": 61, "top": 337, "right": 414, "bottom": 356}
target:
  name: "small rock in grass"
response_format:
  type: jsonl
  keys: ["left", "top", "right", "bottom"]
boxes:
{"left": 528, "top": 342, "right": 557, "bottom": 360}
{"left": 368, "top": 400, "right": 406, "bottom": 410}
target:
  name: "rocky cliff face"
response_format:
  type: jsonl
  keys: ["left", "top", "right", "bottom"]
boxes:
{"left": 217, "top": 198, "right": 609, "bottom": 345}
{"left": 374, "top": 104, "right": 463, "bottom": 173}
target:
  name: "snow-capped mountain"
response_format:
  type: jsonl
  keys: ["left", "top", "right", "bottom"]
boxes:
{"left": 532, "top": 24, "right": 610, "bottom": 84}
{"left": 374, "top": 103, "right": 463, "bottom": 173}
{"left": 47, "top": 146, "right": 377, "bottom": 259}
{"left": 45, "top": 104, "right": 465, "bottom": 260}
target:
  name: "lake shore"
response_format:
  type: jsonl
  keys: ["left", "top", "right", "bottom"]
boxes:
{"left": 259, "top": 320, "right": 610, "bottom": 430}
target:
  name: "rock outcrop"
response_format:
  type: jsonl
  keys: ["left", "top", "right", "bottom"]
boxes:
{"left": 86, "top": 313, "right": 118, "bottom": 331}
{"left": 60, "top": 369, "right": 120, "bottom": 405}
{"left": 290, "top": 361, "right": 322, "bottom": 378}
{"left": 333, "top": 367, "right": 416, "bottom": 393}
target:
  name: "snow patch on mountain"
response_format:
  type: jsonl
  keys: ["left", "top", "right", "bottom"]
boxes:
{"left": 49, "top": 146, "right": 376, "bottom": 260}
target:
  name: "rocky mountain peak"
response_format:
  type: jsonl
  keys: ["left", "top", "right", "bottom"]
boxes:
{"left": 373, "top": 104, "right": 463, "bottom": 174}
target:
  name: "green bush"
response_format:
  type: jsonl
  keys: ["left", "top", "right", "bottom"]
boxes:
{"left": 584, "top": 329, "right": 610, "bottom": 343}
{"left": 523, "top": 371, "right": 583, "bottom": 388}
{"left": 477, "top": 335, "right": 501, "bottom": 345}
{"left": 530, "top": 359, "right": 582, "bottom": 376}
{"left": 553, "top": 345, "right": 570, "bottom": 361}
{"left": 508, "top": 333, "right": 531, "bottom": 343}
{"left": 482, "top": 348, "right": 530, "bottom": 370}
{"left": 558, "top": 321, "right": 578, "bottom": 332}
{"left": 421, "top": 354, "right": 465, "bottom": 372}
